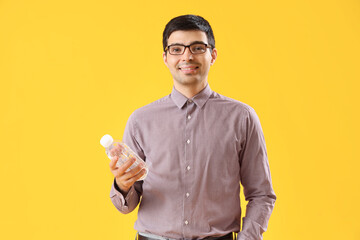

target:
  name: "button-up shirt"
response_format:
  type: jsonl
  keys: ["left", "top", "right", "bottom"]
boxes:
{"left": 110, "top": 84, "right": 276, "bottom": 240}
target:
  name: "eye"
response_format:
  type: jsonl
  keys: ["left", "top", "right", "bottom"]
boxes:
{"left": 191, "top": 44, "right": 206, "bottom": 53}
{"left": 169, "top": 45, "right": 184, "bottom": 54}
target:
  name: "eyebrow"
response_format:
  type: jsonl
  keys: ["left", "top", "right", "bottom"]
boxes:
{"left": 168, "top": 41, "right": 208, "bottom": 46}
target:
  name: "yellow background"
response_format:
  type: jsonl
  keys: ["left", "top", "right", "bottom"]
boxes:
{"left": 1, "top": 0, "right": 359, "bottom": 239}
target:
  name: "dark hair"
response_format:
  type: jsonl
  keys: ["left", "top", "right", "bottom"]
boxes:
{"left": 162, "top": 14, "right": 215, "bottom": 52}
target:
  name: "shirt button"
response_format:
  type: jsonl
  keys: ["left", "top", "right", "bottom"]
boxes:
{"left": 186, "top": 193, "right": 190, "bottom": 197}
{"left": 188, "top": 99, "right": 192, "bottom": 103}
{"left": 185, "top": 220, "right": 189, "bottom": 225}
{"left": 186, "top": 139, "right": 190, "bottom": 144}
{"left": 187, "top": 166, "right": 191, "bottom": 171}
{"left": 187, "top": 115, "right": 191, "bottom": 120}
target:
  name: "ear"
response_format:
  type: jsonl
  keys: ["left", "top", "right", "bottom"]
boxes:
{"left": 163, "top": 51, "right": 168, "bottom": 67}
{"left": 210, "top": 48, "right": 217, "bottom": 66}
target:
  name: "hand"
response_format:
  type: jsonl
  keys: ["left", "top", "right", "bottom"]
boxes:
{"left": 109, "top": 146, "right": 146, "bottom": 195}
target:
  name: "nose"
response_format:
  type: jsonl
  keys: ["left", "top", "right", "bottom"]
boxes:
{"left": 181, "top": 47, "right": 194, "bottom": 61}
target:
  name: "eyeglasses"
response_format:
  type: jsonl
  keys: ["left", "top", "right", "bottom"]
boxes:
{"left": 165, "top": 42, "right": 212, "bottom": 55}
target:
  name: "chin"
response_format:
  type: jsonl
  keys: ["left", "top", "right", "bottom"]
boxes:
{"left": 176, "top": 77, "right": 201, "bottom": 85}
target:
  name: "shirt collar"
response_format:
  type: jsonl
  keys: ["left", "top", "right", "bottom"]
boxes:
{"left": 171, "top": 83, "right": 213, "bottom": 109}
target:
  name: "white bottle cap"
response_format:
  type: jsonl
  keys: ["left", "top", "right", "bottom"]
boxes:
{"left": 100, "top": 134, "right": 114, "bottom": 148}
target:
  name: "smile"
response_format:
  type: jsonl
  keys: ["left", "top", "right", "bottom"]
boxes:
{"left": 179, "top": 66, "right": 199, "bottom": 73}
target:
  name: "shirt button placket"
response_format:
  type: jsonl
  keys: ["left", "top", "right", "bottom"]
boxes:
{"left": 184, "top": 99, "right": 194, "bottom": 233}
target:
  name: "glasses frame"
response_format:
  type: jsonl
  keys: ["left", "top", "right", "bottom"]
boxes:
{"left": 165, "top": 42, "right": 212, "bottom": 55}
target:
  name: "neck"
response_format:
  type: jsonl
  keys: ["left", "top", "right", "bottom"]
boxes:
{"left": 173, "top": 80, "right": 208, "bottom": 99}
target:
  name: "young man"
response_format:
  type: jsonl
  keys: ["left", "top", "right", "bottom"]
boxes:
{"left": 109, "top": 15, "right": 276, "bottom": 240}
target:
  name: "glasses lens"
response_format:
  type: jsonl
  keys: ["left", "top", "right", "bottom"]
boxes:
{"left": 190, "top": 44, "right": 207, "bottom": 54}
{"left": 169, "top": 45, "right": 185, "bottom": 55}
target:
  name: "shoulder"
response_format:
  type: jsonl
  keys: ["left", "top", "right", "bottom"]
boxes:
{"left": 129, "top": 94, "right": 172, "bottom": 120}
{"left": 210, "top": 91, "right": 264, "bottom": 134}
{"left": 209, "top": 91, "right": 256, "bottom": 117}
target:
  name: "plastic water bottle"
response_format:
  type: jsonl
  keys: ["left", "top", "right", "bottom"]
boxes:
{"left": 100, "top": 134, "right": 148, "bottom": 181}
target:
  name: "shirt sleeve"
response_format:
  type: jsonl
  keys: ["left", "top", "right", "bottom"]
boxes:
{"left": 237, "top": 107, "right": 277, "bottom": 240}
{"left": 109, "top": 111, "right": 144, "bottom": 214}
{"left": 110, "top": 179, "right": 142, "bottom": 214}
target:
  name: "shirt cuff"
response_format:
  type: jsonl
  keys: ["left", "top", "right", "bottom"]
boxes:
{"left": 237, "top": 217, "right": 265, "bottom": 240}
{"left": 110, "top": 179, "right": 136, "bottom": 207}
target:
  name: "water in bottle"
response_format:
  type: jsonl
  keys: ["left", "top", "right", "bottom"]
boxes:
{"left": 100, "top": 134, "right": 148, "bottom": 181}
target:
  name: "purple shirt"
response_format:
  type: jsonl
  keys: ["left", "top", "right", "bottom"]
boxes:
{"left": 110, "top": 84, "right": 276, "bottom": 240}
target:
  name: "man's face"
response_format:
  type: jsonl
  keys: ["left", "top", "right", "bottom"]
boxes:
{"left": 163, "top": 30, "right": 217, "bottom": 87}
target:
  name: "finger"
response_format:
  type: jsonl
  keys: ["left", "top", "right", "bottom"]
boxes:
{"left": 116, "top": 142, "right": 124, "bottom": 149}
{"left": 124, "top": 168, "right": 147, "bottom": 186}
{"left": 117, "top": 157, "right": 136, "bottom": 175}
{"left": 110, "top": 144, "right": 123, "bottom": 158}
{"left": 134, "top": 168, "right": 147, "bottom": 181}
{"left": 109, "top": 156, "right": 119, "bottom": 170}
{"left": 121, "top": 163, "right": 145, "bottom": 180}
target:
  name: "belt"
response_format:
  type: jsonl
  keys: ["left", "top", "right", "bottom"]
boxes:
{"left": 137, "top": 232, "right": 234, "bottom": 240}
